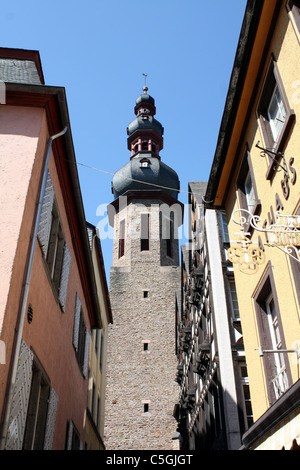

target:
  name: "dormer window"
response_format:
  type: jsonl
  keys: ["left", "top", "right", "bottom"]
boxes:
{"left": 140, "top": 158, "right": 150, "bottom": 169}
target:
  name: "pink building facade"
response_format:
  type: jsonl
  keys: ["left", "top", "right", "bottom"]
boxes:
{"left": 0, "top": 48, "right": 101, "bottom": 449}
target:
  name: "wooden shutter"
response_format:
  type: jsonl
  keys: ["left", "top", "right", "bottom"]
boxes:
{"left": 37, "top": 170, "right": 55, "bottom": 257}
{"left": 73, "top": 294, "right": 81, "bottom": 351}
{"left": 58, "top": 243, "right": 71, "bottom": 312}
{"left": 83, "top": 330, "right": 90, "bottom": 378}
{"left": 66, "top": 419, "right": 74, "bottom": 450}
{"left": 43, "top": 387, "right": 58, "bottom": 450}
{"left": 5, "top": 340, "right": 33, "bottom": 450}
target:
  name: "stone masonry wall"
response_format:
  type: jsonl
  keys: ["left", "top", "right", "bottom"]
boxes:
{"left": 104, "top": 199, "right": 181, "bottom": 450}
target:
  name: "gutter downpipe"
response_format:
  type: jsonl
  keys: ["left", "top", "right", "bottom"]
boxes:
{"left": 0, "top": 127, "right": 68, "bottom": 450}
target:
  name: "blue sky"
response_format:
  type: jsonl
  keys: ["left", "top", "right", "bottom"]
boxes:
{"left": 2, "top": 0, "right": 247, "bottom": 278}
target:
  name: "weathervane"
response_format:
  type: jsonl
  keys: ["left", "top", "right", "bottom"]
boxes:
{"left": 142, "top": 73, "right": 148, "bottom": 93}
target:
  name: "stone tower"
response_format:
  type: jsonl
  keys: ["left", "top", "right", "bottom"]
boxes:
{"left": 104, "top": 87, "right": 183, "bottom": 450}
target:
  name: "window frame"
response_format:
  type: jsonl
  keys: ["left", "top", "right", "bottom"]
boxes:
{"left": 46, "top": 200, "right": 66, "bottom": 292}
{"left": 257, "top": 57, "right": 296, "bottom": 180}
{"left": 253, "top": 262, "right": 292, "bottom": 405}
{"left": 118, "top": 219, "right": 125, "bottom": 258}
{"left": 289, "top": 207, "right": 300, "bottom": 306}
{"left": 237, "top": 147, "right": 261, "bottom": 233}
{"left": 286, "top": 0, "right": 300, "bottom": 43}
{"left": 23, "top": 358, "right": 51, "bottom": 450}
{"left": 141, "top": 213, "right": 150, "bottom": 251}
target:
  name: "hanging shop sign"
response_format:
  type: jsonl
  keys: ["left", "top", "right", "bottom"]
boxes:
{"left": 227, "top": 226, "right": 265, "bottom": 274}
{"left": 228, "top": 209, "right": 300, "bottom": 273}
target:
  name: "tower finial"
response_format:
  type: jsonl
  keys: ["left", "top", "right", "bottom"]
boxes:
{"left": 142, "top": 73, "right": 148, "bottom": 93}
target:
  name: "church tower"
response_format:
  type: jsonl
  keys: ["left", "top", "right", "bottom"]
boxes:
{"left": 104, "top": 87, "right": 183, "bottom": 450}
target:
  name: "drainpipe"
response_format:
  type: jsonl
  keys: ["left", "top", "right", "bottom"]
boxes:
{"left": 0, "top": 127, "right": 68, "bottom": 450}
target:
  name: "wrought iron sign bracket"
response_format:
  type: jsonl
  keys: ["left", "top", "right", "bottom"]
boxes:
{"left": 258, "top": 344, "right": 300, "bottom": 360}
{"left": 228, "top": 209, "right": 300, "bottom": 273}
{"left": 256, "top": 141, "right": 290, "bottom": 179}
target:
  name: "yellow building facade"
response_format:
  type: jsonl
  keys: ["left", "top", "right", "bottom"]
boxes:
{"left": 205, "top": 0, "right": 300, "bottom": 450}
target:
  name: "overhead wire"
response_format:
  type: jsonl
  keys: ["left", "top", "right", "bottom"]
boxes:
{"left": 74, "top": 160, "right": 214, "bottom": 204}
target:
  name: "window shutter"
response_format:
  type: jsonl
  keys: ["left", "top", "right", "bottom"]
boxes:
{"left": 83, "top": 330, "right": 90, "bottom": 378}
{"left": 66, "top": 419, "right": 74, "bottom": 450}
{"left": 43, "top": 387, "right": 58, "bottom": 450}
{"left": 5, "top": 340, "right": 33, "bottom": 450}
{"left": 73, "top": 294, "right": 81, "bottom": 351}
{"left": 37, "top": 170, "right": 55, "bottom": 257}
{"left": 58, "top": 243, "right": 71, "bottom": 311}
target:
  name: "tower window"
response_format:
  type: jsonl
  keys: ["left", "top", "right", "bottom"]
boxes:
{"left": 141, "top": 214, "right": 150, "bottom": 251}
{"left": 140, "top": 158, "right": 150, "bottom": 169}
{"left": 142, "top": 142, "right": 148, "bottom": 151}
{"left": 143, "top": 403, "right": 149, "bottom": 413}
{"left": 143, "top": 342, "right": 149, "bottom": 351}
{"left": 151, "top": 144, "right": 156, "bottom": 153}
{"left": 143, "top": 290, "right": 149, "bottom": 298}
{"left": 119, "top": 219, "right": 125, "bottom": 258}
{"left": 167, "top": 219, "right": 174, "bottom": 258}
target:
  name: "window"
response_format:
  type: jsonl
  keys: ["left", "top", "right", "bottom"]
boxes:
{"left": 253, "top": 264, "right": 292, "bottom": 404}
{"left": 257, "top": 58, "right": 295, "bottom": 179}
{"left": 140, "top": 158, "right": 150, "bottom": 169}
{"left": 237, "top": 149, "right": 261, "bottom": 231}
{"left": 286, "top": 1, "right": 300, "bottom": 41}
{"left": 267, "top": 85, "right": 286, "bottom": 145}
{"left": 219, "top": 211, "right": 230, "bottom": 244}
{"left": 37, "top": 171, "right": 71, "bottom": 311}
{"left": 238, "top": 363, "right": 253, "bottom": 431}
{"left": 65, "top": 420, "right": 81, "bottom": 450}
{"left": 289, "top": 208, "right": 300, "bottom": 306}
{"left": 73, "top": 294, "right": 90, "bottom": 377}
{"left": 142, "top": 142, "right": 148, "bottom": 151}
{"left": 228, "top": 278, "right": 240, "bottom": 320}
{"left": 143, "top": 290, "right": 149, "bottom": 298}
{"left": 143, "top": 342, "right": 149, "bottom": 352}
{"left": 46, "top": 201, "right": 65, "bottom": 291}
{"left": 141, "top": 213, "right": 150, "bottom": 251}
{"left": 118, "top": 219, "right": 125, "bottom": 258}
{"left": 99, "top": 332, "right": 104, "bottom": 371}
{"left": 96, "top": 396, "right": 101, "bottom": 429}
{"left": 23, "top": 359, "right": 58, "bottom": 450}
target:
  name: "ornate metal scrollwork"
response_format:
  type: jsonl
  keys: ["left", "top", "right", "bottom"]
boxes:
{"left": 229, "top": 209, "right": 300, "bottom": 271}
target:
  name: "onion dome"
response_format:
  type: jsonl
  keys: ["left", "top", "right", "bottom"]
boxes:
{"left": 112, "top": 87, "right": 180, "bottom": 201}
